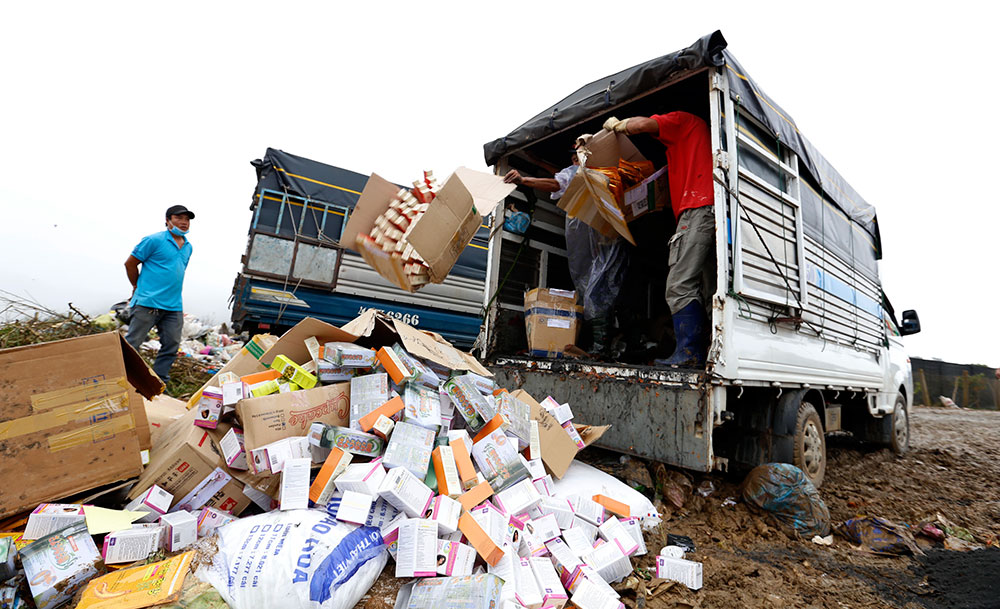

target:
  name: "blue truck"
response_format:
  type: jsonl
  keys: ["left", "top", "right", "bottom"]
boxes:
{"left": 229, "top": 149, "right": 489, "bottom": 348}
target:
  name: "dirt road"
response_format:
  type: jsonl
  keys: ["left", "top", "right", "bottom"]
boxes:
{"left": 356, "top": 406, "right": 1000, "bottom": 609}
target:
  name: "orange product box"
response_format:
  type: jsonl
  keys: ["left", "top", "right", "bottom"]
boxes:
{"left": 458, "top": 512, "right": 505, "bottom": 567}
{"left": 240, "top": 369, "right": 282, "bottom": 385}
{"left": 376, "top": 347, "right": 411, "bottom": 385}
{"left": 450, "top": 437, "right": 479, "bottom": 490}
{"left": 432, "top": 445, "right": 462, "bottom": 498}
{"left": 309, "top": 447, "right": 353, "bottom": 505}
{"left": 593, "top": 494, "right": 630, "bottom": 518}
{"left": 473, "top": 414, "right": 506, "bottom": 444}
{"left": 459, "top": 480, "right": 494, "bottom": 512}
{"left": 359, "top": 396, "right": 405, "bottom": 432}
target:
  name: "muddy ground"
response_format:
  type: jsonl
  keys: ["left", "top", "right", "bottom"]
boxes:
{"left": 355, "top": 406, "right": 1000, "bottom": 609}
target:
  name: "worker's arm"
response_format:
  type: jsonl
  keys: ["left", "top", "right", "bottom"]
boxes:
{"left": 503, "top": 169, "right": 561, "bottom": 193}
{"left": 603, "top": 116, "right": 659, "bottom": 136}
{"left": 124, "top": 255, "right": 141, "bottom": 293}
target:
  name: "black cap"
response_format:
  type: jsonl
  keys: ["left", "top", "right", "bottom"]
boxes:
{"left": 165, "top": 204, "right": 195, "bottom": 219}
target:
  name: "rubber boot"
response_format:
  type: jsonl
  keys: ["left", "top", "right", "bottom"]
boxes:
{"left": 654, "top": 302, "right": 707, "bottom": 368}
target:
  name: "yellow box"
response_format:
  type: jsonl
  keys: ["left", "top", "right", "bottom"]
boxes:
{"left": 270, "top": 354, "right": 318, "bottom": 389}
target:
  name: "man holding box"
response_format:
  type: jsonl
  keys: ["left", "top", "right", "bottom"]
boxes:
{"left": 602, "top": 112, "right": 714, "bottom": 367}
{"left": 124, "top": 205, "right": 194, "bottom": 384}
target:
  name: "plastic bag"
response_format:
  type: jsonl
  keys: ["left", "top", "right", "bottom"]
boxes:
{"left": 564, "top": 218, "right": 629, "bottom": 320}
{"left": 838, "top": 517, "right": 923, "bottom": 555}
{"left": 195, "top": 509, "right": 387, "bottom": 609}
{"left": 551, "top": 461, "right": 660, "bottom": 529}
{"left": 741, "top": 463, "right": 830, "bottom": 538}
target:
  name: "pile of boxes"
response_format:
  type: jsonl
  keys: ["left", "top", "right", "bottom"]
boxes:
{"left": 0, "top": 312, "right": 705, "bottom": 609}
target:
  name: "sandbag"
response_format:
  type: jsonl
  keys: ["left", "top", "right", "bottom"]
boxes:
{"left": 741, "top": 463, "right": 830, "bottom": 538}
{"left": 195, "top": 509, "right": 387, "bottom": 609}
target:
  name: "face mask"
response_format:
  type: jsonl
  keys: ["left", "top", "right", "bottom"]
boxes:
{"left": 168, "top": 226, "right": 188, "bottom": 237}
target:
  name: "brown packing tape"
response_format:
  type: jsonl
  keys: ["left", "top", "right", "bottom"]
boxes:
{"left": 0, "top": 392, "right": 129, "bottom": 441}
{"left": 48, "top": 414, "right": 136, "bottom": 452}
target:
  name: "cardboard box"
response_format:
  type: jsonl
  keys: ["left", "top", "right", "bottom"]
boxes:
{"left": 219, "top": 427, "right": 248, "bottom": 470}
{"left": 0, "top": 332, "right": 160, "bottom": 518}
{"left": 378, "top": 466, "right": 434, "bottom": 518}
{"left": 621, "top": 164, "right": 669, "bottom": 222}
{"left": 524, "top": 289, "right": 583, "bottom": 358}
{"left": 237, "top": 382, "right": 350, "bottom": 451}
{"left": 143, "top": 394, "right": 188, "bottom": 447}
{"left": 342, "top": 169, "right": 514, "bottom": 290}
{"left": 102, "top": 524, "right": 163, "bottom": 564}
{"left": 309, "top": 446, "right": 352, "bottom": 506}
{"left": 24, "top": 504, "right": 86, "bottom": 541}
{"left": 186, "top": 333, "right": 277, "bottom": 409}
{"left": 655, "top": 555, "right": 703, "bottom": 590}
{"left": 400, "top": 573, "right": 505, "bottom": 609}
{"left": 511, "top": 390, "right": 608, "bottom": 479}
{"left": 395, "top": 519, "right": 438, "bottom": 578}
{"left": 21, "top": 522, "right": 104, "bottom": 609}
{"left": 160, "top": 510, "right": 197, "bottom": 552}
{"left": 125, "top": 485, "right": 173, "bottom": 523}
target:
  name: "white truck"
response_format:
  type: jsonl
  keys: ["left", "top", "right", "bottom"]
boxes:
{"left": 480, "top": 31, "right": 920, "bottom": 486}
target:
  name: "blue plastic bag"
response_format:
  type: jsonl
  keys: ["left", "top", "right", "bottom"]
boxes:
{"left": 741, "top": 463, "right": 830, "bottom": 538}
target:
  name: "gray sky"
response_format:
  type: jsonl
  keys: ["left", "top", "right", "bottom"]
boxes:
{"left": 2, "top": 1, "right": 996, "bottom": 367}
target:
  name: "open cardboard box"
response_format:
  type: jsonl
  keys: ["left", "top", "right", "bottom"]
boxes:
{"left": 342, "top": 168, "right": 514, "bottom": 291}
{"left": 0, "top": 332, "right": 161, "bottom": 518}
{"left": 511, "top": 389, "right": 609, "bottom": 479}
{"left": 558, "top": 131, "right": 655, "bottom": 245}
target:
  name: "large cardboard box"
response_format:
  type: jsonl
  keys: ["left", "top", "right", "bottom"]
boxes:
{"left": 237, "top": 382, "right": 351, "bottom": 451}
{"left": 144, "top": 394, "right": 188, "bottom": 446}
{"left": 0, "top": 332, "right": 161, "bottom": 518}
{"left": 622, "top": 165, "right": 669, "bottom": 222}
{"left": 524, "top": 288, "right": 583, "bottom": 358}
{"left": 342, "top": 168, "right": 513, "bottom": 291}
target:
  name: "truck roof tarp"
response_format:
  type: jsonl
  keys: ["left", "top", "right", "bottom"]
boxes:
{"left": 251, "top": 148, "right": 369, "bottom": 209}
{"left": 482, "top": 30, "right": 880, "bottom": 254}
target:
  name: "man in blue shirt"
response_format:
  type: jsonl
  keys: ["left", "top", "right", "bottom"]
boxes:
{"left": 124, "top": 205, "right": 194, "bottom": 384}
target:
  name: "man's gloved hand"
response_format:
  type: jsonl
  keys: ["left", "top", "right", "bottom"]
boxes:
{"left": 602, "top": 116, "right": 630, "bottom": 134}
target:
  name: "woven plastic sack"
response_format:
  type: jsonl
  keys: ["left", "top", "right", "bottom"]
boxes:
{"left": 741, "top": 463, "right": 830, "bottom": 538}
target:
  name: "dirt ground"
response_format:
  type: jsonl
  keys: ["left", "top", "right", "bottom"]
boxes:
{"left": 355, "top": 406, "right": 1000, "bottom": 609}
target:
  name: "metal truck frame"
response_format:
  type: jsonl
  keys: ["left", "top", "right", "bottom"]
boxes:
{"left": 480, "top": 31, "right": 920, "bottom": 486}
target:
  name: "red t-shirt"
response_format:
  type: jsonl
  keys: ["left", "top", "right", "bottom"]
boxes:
{"left": 652, "top": 112, "right": 713, "bottom": 218}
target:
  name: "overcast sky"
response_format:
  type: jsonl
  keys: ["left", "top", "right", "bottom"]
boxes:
{"left": 1, "top": 1, "right": 996, "bottom": 367}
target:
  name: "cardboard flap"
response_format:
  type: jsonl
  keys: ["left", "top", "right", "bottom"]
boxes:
{"left": 341, "top": 173, "right": 400, "bottom": 253}
{"left": 616, "top": 133, "right": 647, "bottom": 164}
{"left": 452, "top": 167, "right": 516, "bottom": 217}
{"left": 583, "top": 130, "right": 621, "bottom": 168}
{"left": 118, "top": 334, "right": 164, "bottom": 399}
{"left": 575, "top": 423, "right": 610, "bottom": 447}
{"left": 512, "top": 389, "right": 579, "bottom": 479}
{"left": 260, "top": 317, "right": 358, "bottom": 367}
{"left": 408, "top": 174, "right": 479, "bottom": 282}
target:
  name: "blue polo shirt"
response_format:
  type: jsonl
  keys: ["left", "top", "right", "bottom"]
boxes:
{"left": 129, "top": 230, "right": 192, "bottom": 311}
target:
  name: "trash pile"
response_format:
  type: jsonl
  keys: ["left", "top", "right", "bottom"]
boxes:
{"left": 0, "top": 310, "right": 704, "bottom": 609}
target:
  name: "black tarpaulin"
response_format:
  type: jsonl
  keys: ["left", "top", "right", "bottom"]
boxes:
{"left": 251, "top": 148, "right": 369, "bottom": 209}
{"left": 483, "top": 30, "right": 880, "bottom": 256}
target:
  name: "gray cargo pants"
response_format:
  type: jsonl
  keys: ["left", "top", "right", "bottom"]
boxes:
{"left": 665, "top": 205, "right": 716, "bottom": 313}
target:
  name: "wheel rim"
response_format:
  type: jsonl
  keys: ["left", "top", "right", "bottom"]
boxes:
{"left": 894, "top": 406, "right": 908, "bottom": 449}
{"left": 802, "top": 421, "right": 824, "bottom": 476}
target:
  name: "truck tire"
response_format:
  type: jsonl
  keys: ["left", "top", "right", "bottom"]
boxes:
{"left": 884, "top": 393, "right": 909, "bottom": 455}
{"left": 792, "top": 401, "right": 826, "bottom": 488}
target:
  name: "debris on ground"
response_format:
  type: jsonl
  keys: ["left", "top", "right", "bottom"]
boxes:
{"left": 741, "top": 463, "right": 831, "bottom": 538}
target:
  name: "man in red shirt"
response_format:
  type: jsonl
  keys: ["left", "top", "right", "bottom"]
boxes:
{"left": 603, "top": 112, "right": 715, "bottom": 367}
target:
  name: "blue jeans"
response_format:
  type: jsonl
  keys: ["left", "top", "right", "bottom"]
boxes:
{"left": 125, "top": 306, "right": 183, "bottom": 384}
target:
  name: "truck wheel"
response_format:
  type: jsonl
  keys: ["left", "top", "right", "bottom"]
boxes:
{"left": 792, "top": 402, "right": 826, "bottom": 488}
{"left": 885, "top": 394, "right": 909, "bottom": 454}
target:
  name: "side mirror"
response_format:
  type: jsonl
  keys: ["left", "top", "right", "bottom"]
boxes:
{"left": 900, "top": 309, "right": 921, "bottom": 336}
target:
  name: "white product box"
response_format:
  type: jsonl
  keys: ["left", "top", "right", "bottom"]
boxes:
{"left": 279, "top": 458, "right": 312, "bottom": 510}
{"left": 471, "top": 503, "right": 511, "bottom": 549}
{"left": 242, "top": 484, "right": 277, "bottom": 512}
{"left": 23, "top": 504, "right": 86, "bottom": 541}
{"left": 125, "top": 485, "right": 174, "bottom": 523}
{"left": 436, "top": 539, "right": 477, "bottom": 576}
{"left": 566, "top": 564, "right": 621, "bottom": 599}
{"left": 337, "top": 490, "right": 375, "bottom": 525}
{"left": 562, "top": 526, "right": 596, "bottom": 557}
{"left": 404, "top": 383, "right": 442, "bottom": 430}
{"left": 382, "top": 421, "right": 435, "bottom": 480}
{"left": 598, "top": 517, "right": 639, "bottom": 556}
{"left": 528, "top": 420, "right": 541, "bottom": 461}
{"left": 583, "top": 540, "right": 632, "bottom": 584}
{"left": 655, "top": 555, "right": 703, "bottom": 590}
{"left": 538, "top": 496, "right": 575, "bottom": 530}
{"left": 570, "top": 516, "right": 599, "bottom": 542}
{"left": 381, "top": 514, "right": 408, "bottom": 561}
{"left": 395, "top": 519, "right": 438, "bottom": 578}
{"left": 350, "top": 373, "right": 389, "bottom": 429}
{"left": 524, "top": 458, "right": 546, "bottom": 480}
{"left": 378, "top": 466, "right": 434, "bottom": 518}
{"left": 365, "top": 497, "right": 402, "bottom": 530}
{"left": 219, "top": 427, "right": 248, "bottom": 470}
{"left": 160, "top": 510, "right": 198, "bottom": 551}
{"left": 620, "top": 517, "right": 647, "bottom": 556}
{"left": 197, "top": 506, "right": 236, "bottom": 537}
{"left": 528, "top": 513, "right": 561, "bottom": 543}
{"left": 194, "top": 386, "right": 223, "bottom": 429}
{"left": 102, "top": 524, "right": 163, "bottom": 564}
{"left": 545, "top": 537, "right": 583, "bottom": 578}
{"left": 521, "top": 527, "right": 548, "bottom": 558}
{"left": 173, "top": 467, "right": 232, "bottom": 513}
{"left": 494, "top": 478, "right": 542, "bottom": 516}
{"left": 335, "top": 460, "right": 387, "bottom": 496}
{"left": 427, "top": 494, "right": 462, "bottom": 534}
{"left": 515, "top": 557, "right": 544, "bottom": 609}
{"left": 572, "top": 496, "right": 606, "bottom": 526}
{"left": 221, "top": 380, "right": 245, "bottom": 408}
{"left": 488, "top": 546, "right": 519, "bottom": 603}
{"left": 532, "top": 475, "right": 554, "bottom": 497}
{"left": 569, "top": 577, "right": 625, "bottom": 609}
{"left": 529, "top": 556, "right": 568, "bottom": 609}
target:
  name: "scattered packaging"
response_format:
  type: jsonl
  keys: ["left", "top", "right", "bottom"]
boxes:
{"left": 160, "top": 510, "right": 198, "bottom": 551}
{"left": 546, "top": 537, "right": 584, "bottom": 580}
{"left": 494, "top": 479, "right": 543, "bottom": 516}
{"left": 569, "top": 577, "right": 626, "bottom": 609}
{"left": 336, "top": 490, "right": 375, "bottom": 525}
{"left": 263, "top": 437, "right": 310, "bottom": 474}
{"left": 197, "top": 506, "right": 236, "bottom": 537}
{"left": 21, "top": 522, "right": 104, "bottom": 609}
{"left": 194, "top": 386, "right": 224, "bottom": 429}
{"left": 219, "top": 427, "right": 249, "bottom": 470}
{"left": 382, "top": 421, "right": 435, "bottom": 479}
{"left": 76, "top": 551, "right": 194, "bottom": 609}
{"left": 24, "top": 504, "right": 86, "bottom": 541}
{"left": 432, "top": 445, "right": 463, "bottom": 498}
{"left": 445, "top": 375, "right": 495, "bottom": 432}
{"left": 528, "top": 513, "right": 561, "bottom": 543}
{"left": 102, "top": 524, "right": 163, "bottom": 564}
{"left": 335, "top": 460, "right": 387, "bottom": 496}
{"left": 358, "top": 396, "right": 405, "bottom": 432}
{"left": 379, "top": 466, "right": 434, "bottom": 518}
{"left": 584, "top": 539, "right": 632, "bottom": 584}
{"left": 279, "top": 457, "right": 312, "bottom": 510}
{"left": 371, "top": 414, "right": 395, "bottom": 441}
{"left": 655, "top": 555, "right": 703, "bottom": 590}
{"left": 573, "top": 496, "right": 606, "bottom": 526}
{"left": 237, "top": 382, "right": 350, "bottom": 450}
{"left": 436, "top": 540, "right": 477, "bottom": 576}
{"left": 538, "top": 496, "right": 576, "bottom": 530}
{"left": 318, "top": 425, "right": 385, "bottom": 457}
{"left": 598, "top": 517, "right": 639, "bottom": 556}
{"left": 398, "top": 573, "right": 505, "bottom": 609}
{"left": 172, "top": 467, "right": 233, "bottom": 512}
{"left": 376, "top": 346, "right": 415, "bottom": 385}
{"left": 350, "top": 373, "right": 390, "bottom": 429}
{"left": 530, "top": 556, "right": 569, "bottom": 609}
{"left": 620, "top": 517, "right": 647, "bottom": 556}
{"left": 366, "top": 497, "right": 402, "bottom": 530}
{"left": 427, "top": 494, "right": 462, "bottom": 534}
{"left": 270, "top": 354, "right": 318, "bottom": 389}
{"left": 395, "top": 519, "right": 438, "bottom": 578}
{"left": 541, "top": 397, "right": 574, "bottom": 425}
{"left": 124, "top": 485, "right": 173, "bottom": 523}
{"left": 309, "top": 446, "right": 353, "bottom": 506}
{"left": 515, "top": 557, "right": 544, "bottom": 608}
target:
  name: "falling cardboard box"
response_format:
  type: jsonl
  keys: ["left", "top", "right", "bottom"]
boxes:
{"left": 342, "top": 168, "right": 514, "bottom": 291}
{"left": 0, "top": 332, "right": 160, "bottom": 518}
